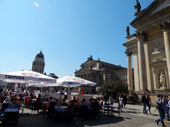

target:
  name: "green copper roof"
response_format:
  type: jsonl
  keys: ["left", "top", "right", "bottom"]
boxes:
{"left": 36, "top": 51, "right": 44, "bottom": 59}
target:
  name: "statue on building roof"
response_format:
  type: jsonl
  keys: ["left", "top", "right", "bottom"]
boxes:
{"left": 87, "top": 55, "right": 93, "bottom": 60}
{"left": 126, "top": 26, "right": 130, "bottom": 36}
{"left": 134, "top": 0, "right": 141, "bottom": 14}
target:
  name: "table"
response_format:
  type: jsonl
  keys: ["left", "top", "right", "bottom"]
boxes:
{"left": 103, "top": 105, "right": 114, "bottom": 115}
{"left": 31, "top": 99, "right": 37, "bottom": 102}
{"left": 55, "top": 106, "right": 67, "bottom": 112}
{"left": 5, "top": 108, "right": 19, "bottom": 112}
{"left": 42, "top": 101, "right": 49, "bottom": 105}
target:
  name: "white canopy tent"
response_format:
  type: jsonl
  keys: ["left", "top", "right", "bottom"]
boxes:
{"left": 0, "top": 70, "right": 57, "bottom": 115}
{"left": 48, "top": 75, "right": 96, "bottom": 101}
{"left": 0, "top": 70, "right": 57, "bottom": 96}
{"left": 0, "top": 70, "right": 56, "bottom": 85}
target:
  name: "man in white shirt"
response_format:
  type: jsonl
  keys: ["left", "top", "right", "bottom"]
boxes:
{"left": 155, "top": 95, "right": 166, "bottom": 127}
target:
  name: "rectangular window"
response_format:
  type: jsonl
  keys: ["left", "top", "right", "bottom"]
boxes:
{"left": 102, "top": 64, "right": 104, "bottom": 67}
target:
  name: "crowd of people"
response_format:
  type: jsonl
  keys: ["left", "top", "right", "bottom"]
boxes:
{"left": 1, "top": 85, "right": 170, "bottom": 127}
{"left": 141, "top": 93, "right": 170, "bottom": 127}
{"left": 99, "top": 92, "right": 127, "bottom": 112}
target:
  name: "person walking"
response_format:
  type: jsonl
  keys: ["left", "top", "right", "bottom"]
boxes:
{"left": 146, "top": 95, "right": 151, "bottom": 114}
{"left": 104, "top": 93, "right": 107, "bottom": 105}
{"left": 116, "top": 92, "right": 120, "bottom": 109}
{"left": 123, "top": 93, "right": 127, "bottom": 108}
{"left": 119, "top": 95, "right": 123, "bottom": 112}
{"left": 165, "top": 96, "right": 169, "bottom": 121}
{"left": 168, "top": 98, "right": 170, "bottom": 121}
{"left": 155, "top": 95, "right": 166, "bottom": 127}
{"left": 162, "top": 95, "right": 166, "bottom": 119}
{"left": 109, "top": 94, "right": 114, "bottom": 105}
{"left": 141, "top": 93, "right": 147, "bottom": 114}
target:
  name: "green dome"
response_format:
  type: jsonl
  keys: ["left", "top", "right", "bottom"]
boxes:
{"left": 36, "top": 51, "right": 44, "bottom": 59}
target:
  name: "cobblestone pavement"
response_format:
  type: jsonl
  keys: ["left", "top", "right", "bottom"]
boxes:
{"left": 17, "top": 104, "right": 170, "bottom": 127}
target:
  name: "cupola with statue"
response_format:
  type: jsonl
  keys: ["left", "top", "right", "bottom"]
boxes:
{"left": 48, "top": 73, "right": 58, "bottom": 79}
{"left": 87, "top": 55, "right": 93, "bottom": 60}
{"left": 36, "top": 50, "right": 44, "bottom": 59}
{"left": 32, "top": 49, "right": 45, "bottom": 74}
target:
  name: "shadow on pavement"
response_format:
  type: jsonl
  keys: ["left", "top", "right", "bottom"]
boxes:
{"left": 17, "top": 113, "right": 126, "bottom": 127}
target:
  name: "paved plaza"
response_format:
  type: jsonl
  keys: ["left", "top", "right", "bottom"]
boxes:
{"left": 17, "top": 104, "right": 170, "bottom": 127}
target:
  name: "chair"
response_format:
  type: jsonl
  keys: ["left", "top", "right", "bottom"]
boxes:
{"left": 49, "top": 102, "right": 56, "bottom": 107}
{"left": 66, "top": 106, "right": 75, "bottom": 121}
{"left": 25, "top": 98, "right": 31, "bottom": 108}
{"left": 0, "top": 112, "right": 19, "bottom": 127}
{"left": 46, "top": 107, "right": 57, "bottom": 123}
{"left": 16, "top": 98, "right": 21, "bottom": 102}
{"left": 43, "top": 103, "right": 49, "bottom": 118}
{"left": 1, "top": 103, "right": 10, "bottom": 110}
{"left": 19, "top": 102, "right": 25, "bottom": 116}
{"left": 91, "top": 104, "right": 100, "bottom": 118}
{"left": 31, "top": 101, "right": 42, "bottom": 114}
{"left": 61, "top": 103, "right": 67, "bottom": 106}
{"left": 78, "top": 106, "right": 89, "bottom": 120}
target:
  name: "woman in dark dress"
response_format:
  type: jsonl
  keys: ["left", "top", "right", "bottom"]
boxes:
{"left": 146, "top": 95, "right": 151, "bottom": 114}
{"left": 123, "top": 93, "right": 127, "bottom": 108}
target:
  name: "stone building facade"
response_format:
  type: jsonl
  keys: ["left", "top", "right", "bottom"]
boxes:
{"left": 123, "top": 0, "right": 170, "bottom": 93}
{"left": 75, "top": 56, "right": 128, "bottom": 88}
{"left": 32, "top": 50, "right": 45, "bottom": 74}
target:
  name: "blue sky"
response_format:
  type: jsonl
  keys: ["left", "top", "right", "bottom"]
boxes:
{"left": 0, "top": 0, "right": 153, "bottom": 77}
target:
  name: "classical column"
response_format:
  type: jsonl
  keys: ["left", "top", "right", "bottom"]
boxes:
{"left": 159, "top": 21, "right": 170, "bottom": 87}
{"left": 126, "top": 51, "right": 133, "bottom": 92}
{"left": 135, "top": 32, "right": 147, "bottom": 91}
{"left": 143, "top": 42, "right": 152, "bottom": 92}
{"left": 96, "top": 62, "right": 100, "bottom": 70}
{"left": 132, "top": 49, "right": 140, "bottom": 92}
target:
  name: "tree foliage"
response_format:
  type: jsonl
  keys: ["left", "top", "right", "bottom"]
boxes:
{"left": 128, "top": 92, "right": 139, "bottom": 103}
{"left": 99, "top": 81, "right": 129, "bottom": 98}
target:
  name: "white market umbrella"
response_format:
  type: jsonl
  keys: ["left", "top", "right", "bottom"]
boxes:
{"left": 0, "top": 70, "right": 56, "bottom": 84}
{"left": 0, "top": 70, "right": 57, "bottom": 115}
{"left": 48, "top": 75, "right": 96, "bottom": 101}
{"left": 49, "top": 75, "right": 96, "bottom": 87}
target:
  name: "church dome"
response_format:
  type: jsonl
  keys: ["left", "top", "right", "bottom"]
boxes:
{"left": 48, "top": 73, "right": 58, "bottom": 79}
{"left": 36, "top": 51, "right": 44, "bottom": 59}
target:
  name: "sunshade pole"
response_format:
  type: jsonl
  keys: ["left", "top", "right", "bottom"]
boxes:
{"left": 68, "top": 85, "right": 70, "bottom": 102}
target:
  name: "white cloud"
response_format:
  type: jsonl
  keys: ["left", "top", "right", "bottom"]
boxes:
{"left": 34, "top": 2, "right": 39, "bottom": 7}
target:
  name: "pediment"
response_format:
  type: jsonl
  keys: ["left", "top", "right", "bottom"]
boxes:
{"left": 131, "top": 0, "right": 166, "bottom": 26}
{"left": 75, "top": 68, "right": 89, "bottom": 73}
{"left": 83, "top": 60, "right": 96, "bottom": 65}
{"left": 151, "top": 0, "right": 170, "bottom": 14}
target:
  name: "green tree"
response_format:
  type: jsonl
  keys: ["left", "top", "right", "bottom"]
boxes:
{"left": 99, "top": 81, "right": 129, "bottom": 98}
{"left": 128, "top": 92, "right": 139, "bottom": 103}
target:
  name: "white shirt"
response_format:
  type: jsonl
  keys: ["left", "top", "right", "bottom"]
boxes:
{"left": 168, "top": 100, "right": 170, "bottom": 108}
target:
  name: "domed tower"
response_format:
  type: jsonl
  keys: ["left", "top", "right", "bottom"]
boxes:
{"left": 32, "top": 50, "right": 45, "bottom": 74}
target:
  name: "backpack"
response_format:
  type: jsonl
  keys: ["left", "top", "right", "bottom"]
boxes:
{"left": 154, "top": 101, "right": 161, "bottom": 109}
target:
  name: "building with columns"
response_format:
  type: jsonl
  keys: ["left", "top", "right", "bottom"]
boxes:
{"left": 32, "top": 50, "right": 45, "bottom": 74}
{"left": 75, "top": 56, "right": 129, "bottom": 92}
{"left": 123, "top": 0, "right": 170, "bottom": 94}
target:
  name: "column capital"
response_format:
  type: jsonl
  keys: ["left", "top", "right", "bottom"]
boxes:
{"left": 135, "top": 32, "right": 146, "bottom": 42}
{"left": 132, "top": 48, "right": 138, "bottom": 55}
{"left": 125, "top": 50, "right": 132, "bottom": 56}
{"left": 159, "top": 21, "right": 170, "bottom": 31}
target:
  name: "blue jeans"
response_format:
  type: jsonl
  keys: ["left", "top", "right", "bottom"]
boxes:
{"left": 146, "top": 105, "right": 151, "bottom": 113}
{"left": 142, "top": 103, "right": 146, "bottom": 113}
{"left": 156, "top": 108, "right": 165, "bottom": 126}
{"left": 165, "top": 107, "right": 169, "bottom": 120}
